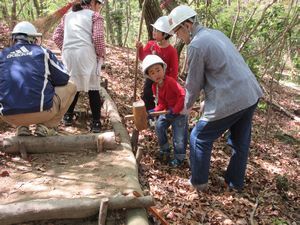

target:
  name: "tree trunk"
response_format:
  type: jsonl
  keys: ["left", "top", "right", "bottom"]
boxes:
{"left": 10, "top": 0, "right": 17, "bottom": 29}
{"left": 1, "top": 0, "right": 10, "bottom": 22}
{"left": 32, "top": 0, "right": 41, "bottom": 17}
{"left": 139, "top": 0, "right": 162, "bottom": 40}
{"left": 105, "top": 1, "right": 116, "bottom": 45}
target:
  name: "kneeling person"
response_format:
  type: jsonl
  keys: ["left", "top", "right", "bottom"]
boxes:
{"left": 142, "top": 55, "right": 188, "bottom": 167}
{"left": 0, "top": 21, "right": 77, "bottom": 137}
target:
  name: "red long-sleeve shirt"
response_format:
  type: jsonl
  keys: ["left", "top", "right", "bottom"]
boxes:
{"left": 152, "top": 76, "right": 185, "bottom": 114}
{"left": 138, "top": 40, "right": 178, "bottom": 80}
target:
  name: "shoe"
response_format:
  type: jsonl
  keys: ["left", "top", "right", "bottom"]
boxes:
{"left": 224, "top": 181, "right": 243, "bottom": 193}
{"left": 91, "top": 120, "right": 101, "bottom": 133}
{"left": 158, "top": 151, "right": 170, "bottom": 163}
{"left": 16, "top": 126, "right": 31, "bottom": 136}
{"left": 63, "top": 113, "right": 73, "bottom": 126}
{"left": 189, "top": 178, "right": 208, "bottom": 192}
{"left": 34, "top": 124, "right": 57, "bottom": 137}
{"left": 169, "top": 158, "right": 184, "bottom": 168}
{"left": 148, "top": 118, "right": 156, "bottom": 129}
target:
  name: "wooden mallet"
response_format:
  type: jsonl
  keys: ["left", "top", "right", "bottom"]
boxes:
{"left": 124, "top": 100, "right": 168, "bottom": 131}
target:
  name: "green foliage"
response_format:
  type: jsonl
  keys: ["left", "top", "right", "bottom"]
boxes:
{"left": 258, "top": 101, "right": 268, "bottom": 113}
{"left": 194, "top": 0, "right": 299, "bottom": 83}
{"left": 271, "top": 218, "right": 289, "bottom": 225}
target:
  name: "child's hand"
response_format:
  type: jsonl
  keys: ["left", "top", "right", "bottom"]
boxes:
{"left": 147, "top": 109, "right": 155, "bottom": 120}
{"left": 168, "top": 107, "right": 174, "bottom": 115}
{"left": 135, "top": 41, "right": 143, "bottom": 49}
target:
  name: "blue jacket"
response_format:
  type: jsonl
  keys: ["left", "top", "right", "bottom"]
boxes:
{"left": 0, "top": 40, "right": 70, "bottom": 115}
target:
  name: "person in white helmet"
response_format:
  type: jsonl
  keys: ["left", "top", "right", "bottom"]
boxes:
{"left": 142, "top": 55, "right": 188, "bottom": 167}
{"left": 0, "top": 21, "right": 77, "bottom": 137}
{"left": 53, "top": 0, "right": 105, "bottom": 133}
{"left": 136, "top": 16, "right": 178, "bottom": 111}
{"left": 168, "top": 5, "right": 263, "bottom": 191}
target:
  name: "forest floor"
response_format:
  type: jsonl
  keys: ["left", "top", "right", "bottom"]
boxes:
{"left": 0, "top": 43, "right": 299, "bottom": 225}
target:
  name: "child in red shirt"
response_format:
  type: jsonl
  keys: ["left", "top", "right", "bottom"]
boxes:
{"left": 142, "top": 55, "right": 188, "bottom": 167}
{"left": 136, "top": 16, "right": 178, "bottom": 110}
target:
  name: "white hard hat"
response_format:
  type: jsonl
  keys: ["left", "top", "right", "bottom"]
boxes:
{"left": 168, "top": 5, "right": 197, "bottom": 31}
{"left": 142, "top": 55, "right": 167, "bottom": 76}
{"left": 12, "top": 21, "right": 42, "bottom": 37}
{"left": 151, "top": 16, "right": 174, "bottom": 35}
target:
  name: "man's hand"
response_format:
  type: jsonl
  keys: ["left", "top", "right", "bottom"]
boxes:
{"left": 180, "top": 106, "right": 192, "bottom": 115}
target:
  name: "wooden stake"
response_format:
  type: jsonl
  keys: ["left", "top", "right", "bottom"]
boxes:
{"left": 98, "top": 198, "right": 109, "bottom": 225}
{"left": 131, "top": 129, "right": 139, "bottom": 154}
{"left": 133, "top": 0, "right": 148, "bottom": 101}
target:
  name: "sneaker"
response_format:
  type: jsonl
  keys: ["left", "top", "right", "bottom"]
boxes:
{"left": 34, "top": 124, "right": 57, "bottom": 137}
{"left": 169, "top": 158, "right": 184, "bottom": 168}
{"left": 189, "top": 178, "right": 208, "bottom": 192}
{"left": 91, "top": 120, "right": 101, "bottom": 133}
{"left": 158, "top": 151, "right": 170, "bottom": 163}
{"left": 224, "top": 181, "right": 243, "bottom": 193}
{"left": 16, "top": 126, "right": 31, "bottom": 136}
{"left": 63, "top": 113, "right": 73, "bottom": 126}
{"left": 148, "top": 118, "right": 156, "bottom": 129}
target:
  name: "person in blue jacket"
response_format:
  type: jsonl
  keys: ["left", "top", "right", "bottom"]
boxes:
{"left": 0, "top": 21, "right": 77, "bottom": 137}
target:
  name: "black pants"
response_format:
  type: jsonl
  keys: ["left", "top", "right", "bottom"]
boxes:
{"left": 66, "top": 90, "right": 101, "bottom": 121}
{"left": 142, "top": 78, "right": 155, "bottom": 111}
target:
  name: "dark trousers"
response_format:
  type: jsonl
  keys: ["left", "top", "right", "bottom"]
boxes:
{"left": 190, "top": 102, "right": 258, "bottom": 189}
{"left": 142, "top": 78, "right": 155, "bottom": 111}
{"left": 66, "top": 90, "right": 101, "bottom": 121}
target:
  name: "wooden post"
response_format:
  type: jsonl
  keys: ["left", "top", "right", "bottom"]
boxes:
{"left": 98, "top": 198, "right": 109, "bottom": 225}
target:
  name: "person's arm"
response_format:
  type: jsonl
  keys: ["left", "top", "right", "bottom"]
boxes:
{"left": 138, "top": 41, "right": 153, "bottom": 61}
{"left": 92, "top": 12, "right": 106, "bottom": 61}
{"left": 52, "top": 17, "right": 65, "bottom": 50}
{"left": 152, "top": 84, "right": 167, "bottom": 111}
{"left": 184, "top": 46, "right": 205, "bottom": 109}
{"left": 46, "top": 49, "right": 70, "bottom": 86}
{"left": 171, "top": 82, "right": 185, "bottom": 114}
{"left": 184, "top": 47, "right": 205, "bottom": 109}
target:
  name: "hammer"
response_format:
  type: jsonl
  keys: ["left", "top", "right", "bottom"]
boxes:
{"left": 124, "top": 100, "right": 168, "bottom": 131}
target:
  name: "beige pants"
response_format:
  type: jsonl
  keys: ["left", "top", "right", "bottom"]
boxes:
{"left": 1, "top": 82, "right": 77, "bottom": 128}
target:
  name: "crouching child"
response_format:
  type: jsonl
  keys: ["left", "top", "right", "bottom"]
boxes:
{"left": 142, "top": 55, "right": 188, "bottom": 168}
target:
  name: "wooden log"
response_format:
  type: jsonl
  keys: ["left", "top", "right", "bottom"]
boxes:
{"left": 1, "top": 132, "right": 118, "bottom": 154}
{"left": 100, "top": 88, "right": 149, "bottom": 225}
{"left": 98, "top": 198, "right": 109, "bottom": 225}
{"left": 0, "top": 196, "right": 155, "bottom": 225}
